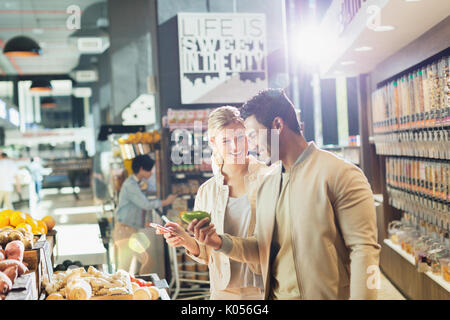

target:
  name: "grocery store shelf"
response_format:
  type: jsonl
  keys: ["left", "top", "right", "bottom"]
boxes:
{"left": 167, "top": 124, "right": 208, "bottom": 130}
{"left": 383, "top": 239, "right": 415, "bottom": 266}
{"left": 425, "top": 271, "right": 450, "bottom": 293}
{"left": 383, "top": 239, "right": 450, "bottom": 292}
{"left": 372, "top": 123, "right": 450, "bottom": 135}
{"left": 172, "top": 172, "right": 213, "bottom": 180}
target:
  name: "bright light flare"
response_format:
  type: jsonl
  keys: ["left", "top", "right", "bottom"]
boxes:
{"left": 128, "top": 232, "right": 151, "bottom": 254}
{"left": 292, "top": 26, "right": 337, "bottom": 65}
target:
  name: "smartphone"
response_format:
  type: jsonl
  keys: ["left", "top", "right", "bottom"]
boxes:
{"left": 149, "top": 223, "right": 173, "bottom": 234}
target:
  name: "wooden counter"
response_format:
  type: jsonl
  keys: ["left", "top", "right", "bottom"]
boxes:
{"left": 380, "top": 239, "right": 450, "bottom": 300}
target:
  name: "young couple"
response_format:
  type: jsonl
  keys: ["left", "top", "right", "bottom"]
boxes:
{"left": 159, "top": 89, "right": 381, "bottom": 300}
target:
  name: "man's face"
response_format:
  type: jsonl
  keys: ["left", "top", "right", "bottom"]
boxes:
{"left": 244, "top": 115, "right": 274, "bottom": 162}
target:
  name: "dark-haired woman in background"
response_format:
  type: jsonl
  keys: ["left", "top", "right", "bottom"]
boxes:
{"left": 113, "top": 154, "right": 177, "bottom": 275}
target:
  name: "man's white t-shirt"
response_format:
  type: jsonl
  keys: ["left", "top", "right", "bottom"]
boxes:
{"left": 0, "top": 159, "right": 19, "bottom": 192}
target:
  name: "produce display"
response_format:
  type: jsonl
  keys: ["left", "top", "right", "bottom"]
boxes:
{"left": 117, "top": 130, "right": 161, "bottom": 145}
{"left": 0, "top": 226, "right": 36, "bottom": 249}
{"left": 180, "top": 211, "right": 211, "bottom": 225}
{"left": 129, "top": 275, "right": 159, "bottom": 300}
{"left": 0, "top": 240, "right": 29, "bottom": 300}
{"left": 43, "top": 266, "right": 160, "bottom": 300}
{"left": 0, "top": 210, "right": 55, "bottom": 251}
{"left": 54, "top": 259, "right": 84, "bottom": 272}
{"left": 0, "top": 209, "right": 55, "bottom": 237}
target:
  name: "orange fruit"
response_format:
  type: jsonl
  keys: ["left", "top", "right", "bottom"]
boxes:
{"left": 42, "top": 216, "right": 55, "bottom": 231}
{"left": 10, "top": 212, "right": 27, "bottom": 227}
{"left": 0, "top": 215, "right": 9, "bottom": 228}
{"left": 25, "top": 216, "right": 39, "bottom": 230}
{"left": 32, "top": 227, "right": 43, "bottom": 235}
{"left": 37, "top": 220, "right": 48, "bottom": 234}
{"left": 16, "top": 223, "right": 32, "bottom": 232}
{"left": 39, "top": 226, "right": 47, "bottom": 235}
{"left": 1, "top": 209, "right": 14, "bottom": 218}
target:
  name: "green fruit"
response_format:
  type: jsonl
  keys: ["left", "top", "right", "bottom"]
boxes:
{"left": 181, "top": 211, "right": 211, "bottom": 225}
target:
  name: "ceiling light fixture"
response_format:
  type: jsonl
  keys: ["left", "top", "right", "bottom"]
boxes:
{"left": 30, "top": 79, "right": 52, "bottom": 92}
{"left": 3, "top": 1, "right": 42, "bottom": 57}
{"left": 41, "top": 97, "right": 56, "bottom": 108}
{"left": 3, "top": 36, "right": 42, "bottom": 57}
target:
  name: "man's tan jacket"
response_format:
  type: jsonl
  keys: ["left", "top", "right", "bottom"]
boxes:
{"left": 221, "top": 142, "right": 381, "bottom": 299}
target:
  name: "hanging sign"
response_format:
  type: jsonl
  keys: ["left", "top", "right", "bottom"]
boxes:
{"left": 177, "top": 13, "right": 268, "bottom": 104}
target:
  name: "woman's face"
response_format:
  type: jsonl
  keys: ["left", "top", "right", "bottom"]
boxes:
{"left": 211, "top": 121, "right": 248, "bottom": 165}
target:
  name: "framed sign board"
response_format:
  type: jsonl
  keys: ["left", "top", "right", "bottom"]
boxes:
{"left": 177, "top": 13, "right": 268, "bottom": 104}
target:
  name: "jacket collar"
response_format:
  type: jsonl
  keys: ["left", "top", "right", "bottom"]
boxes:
{"left": 291, "top": 141, "right": 317, "bottom": 169}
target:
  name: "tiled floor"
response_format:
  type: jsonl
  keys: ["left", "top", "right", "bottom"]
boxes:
{"left": 378, "top": 272, "right": 405, "bottom": 300}
{"left": 17, "top": 187, "right": 102, "bottom": 221}
{"left": 15, "top": 188, "right": 406, "bottom": 300}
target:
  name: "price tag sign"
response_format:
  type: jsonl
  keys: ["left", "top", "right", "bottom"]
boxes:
{"left": 41, "top": 241, "right": 53, "bottom": 280}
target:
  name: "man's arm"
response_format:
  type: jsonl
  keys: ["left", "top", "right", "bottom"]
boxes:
{"left": 217, "top": 233, "right": 260, "bottom": 266}
{"left": 333, "top": 164, "right": 381, "bottom": 300}
{"left": 185, "top": 184, "right": 261, "bottom": 267}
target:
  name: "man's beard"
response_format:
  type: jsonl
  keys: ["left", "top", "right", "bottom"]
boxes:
{"left": 254, "top": 129, "right": 273, "bottom": 165}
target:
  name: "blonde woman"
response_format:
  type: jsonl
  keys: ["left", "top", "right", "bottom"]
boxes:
{"left": 159, "top": 106, "right": 271, "bottom": 300}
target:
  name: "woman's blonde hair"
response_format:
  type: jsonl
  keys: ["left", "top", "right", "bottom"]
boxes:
{"left": 208, "top": 106, "right": 244, "bottom": 169}
{"left": 208, "top": 106, "right": 244, "bottom": 140}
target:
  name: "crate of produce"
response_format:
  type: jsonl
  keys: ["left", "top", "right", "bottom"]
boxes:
{"left": 43, "top": 267, "right": 164, "bottom": 300}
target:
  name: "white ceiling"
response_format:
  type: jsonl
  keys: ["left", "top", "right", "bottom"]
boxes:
{"left": 319, "top": 0, "right": 450, "bottom": 78}
{"left": 0, "top": 0, "right": 103, "bottom": 75}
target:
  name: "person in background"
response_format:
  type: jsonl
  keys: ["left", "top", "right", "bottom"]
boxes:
{"left": 188, "top": 89, "right": 381, "bottom": 300}
{"left": 158, "top": 106, "right": 272, "bottom": 300}
{"left": 28, "top": 157, "right": 50, "bottom": 203}
{"left": 142, "top": 166, "right": 157, "bottom": 194}
{"left": 67, "top": 169, "right": 82, "bottom": 200}
{"left": 0, "top": 152, "right": 21, "bottom": 209}
{"left": 113, "top": 154, "right": 177, "bottom": 275}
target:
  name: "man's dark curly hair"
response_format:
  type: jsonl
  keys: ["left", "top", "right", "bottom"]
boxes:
{"left": 240, "top": 89, "right": 301, "bottom": 135}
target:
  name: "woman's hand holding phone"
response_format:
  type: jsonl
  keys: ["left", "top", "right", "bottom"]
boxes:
{"left": 154, "top": 222, "right": 200, "bottom": 256}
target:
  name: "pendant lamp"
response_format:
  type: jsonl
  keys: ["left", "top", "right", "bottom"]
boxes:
{"left": 3, "top": 35, "right": 42, "bottom": 57}
{"left": 41, "top": 97, "right": 56, "bottom": 108}
{"left": 30, "top": 79, "right": 52, "bottom": 92}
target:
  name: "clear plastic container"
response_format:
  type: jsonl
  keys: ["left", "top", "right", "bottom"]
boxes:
{"left": 388, "top": 220, "right": 402, "bottom": 244}
{"left": 440, "top": 257, "right": 450, "bottom": 282}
